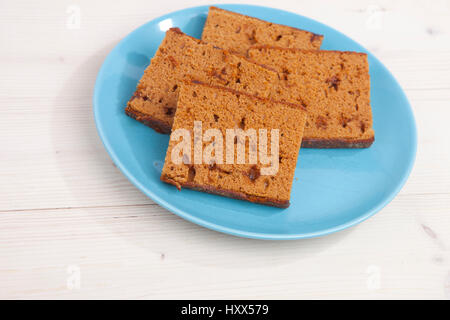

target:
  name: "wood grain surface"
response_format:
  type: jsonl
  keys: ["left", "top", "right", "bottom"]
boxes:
{"left": 0, "top": 0, "right": 449, "bottom": 299}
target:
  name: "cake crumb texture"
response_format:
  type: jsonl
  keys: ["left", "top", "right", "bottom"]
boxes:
{"left": 201, "top": 6, "right": 323, "bottom": 55}
{"left": 160, "top": 82, "right": 307, "bottom": 207}
{"left": 125, "top": 28, "right": 279, "bottom": 133}
{"left": 248, "top": 46, "right": 374, "bottom": 148}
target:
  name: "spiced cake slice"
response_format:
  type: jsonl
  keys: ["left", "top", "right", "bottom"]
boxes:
{"left": 201, "top": 6, "right": 323, "bottom": 56}
{"left": 125, "top": 28, "right": 279, "bottom": 133}
{"left": 248, "top": 46, "right": 374, "bottom": 148}
{"left": 160, "top": 81, "right": 307, "bottom": 208}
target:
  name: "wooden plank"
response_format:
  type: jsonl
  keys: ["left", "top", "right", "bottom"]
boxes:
{"left": 0, "top": 192, "right": 448, "bottom": 299}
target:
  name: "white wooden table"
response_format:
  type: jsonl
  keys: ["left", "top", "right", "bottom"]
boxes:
{"left": 1, "top": 0, "right": 449, "bottom": 299}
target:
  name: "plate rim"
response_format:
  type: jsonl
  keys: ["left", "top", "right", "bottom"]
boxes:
{"left": 93, "top": 3, "right": 418, "bottom": 240}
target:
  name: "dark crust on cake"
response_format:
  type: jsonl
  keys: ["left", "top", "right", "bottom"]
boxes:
{"left": 208, "top": 6, "right": 323, "bottom": 45}
{"left": 190, "top": 80, "right": 307, "bottom": 111}
{"left": 161, "top": 175, "right": 289, "bottom": 208}
{"left": 170, "top": 27, "right": 202, "bottom": 44}
{"left": 170, "top": 28, "right": 280, "bottom": 74}
{"left": 301, "top": 137, "right": 374, "bottom": 148}
{"left": 236, "top": 54, "right": 279, "bottom": 73}
{"left": 126, "top": 78, "right": 306, "bottom": 135}
{"left": 249, "top": 45, "right": 368, "bottom": 57}
{"left": 125, "top": 105, "right": 171, "bottom": 134}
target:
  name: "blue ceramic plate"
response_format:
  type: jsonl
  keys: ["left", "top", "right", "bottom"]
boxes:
{"left": 93, "top": 4, "right": 417, "bottom": 239}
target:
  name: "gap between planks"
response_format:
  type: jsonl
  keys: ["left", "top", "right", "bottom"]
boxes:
{"left": 1, "top": 192, "right": 449, "bottom": 215}
{"left": 0, "top": 202, "right": 158, "bottom": 214}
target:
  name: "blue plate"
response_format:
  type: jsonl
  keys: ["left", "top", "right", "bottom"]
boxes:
{"left": 93, "top": 4, "right": 417, "bottom": 239}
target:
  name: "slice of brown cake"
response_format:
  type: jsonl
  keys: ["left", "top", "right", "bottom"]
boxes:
{"left": 125, "top": 28, "right": 279, "bottom": 133}
{"left": 160, "top": 81, "right": 307, "bottom": 208}
{"left": 201, "top": 6, "right": 323, "bottom": 56}
{"left": 248, "top": 46, "right": 374, "bottom": 148}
